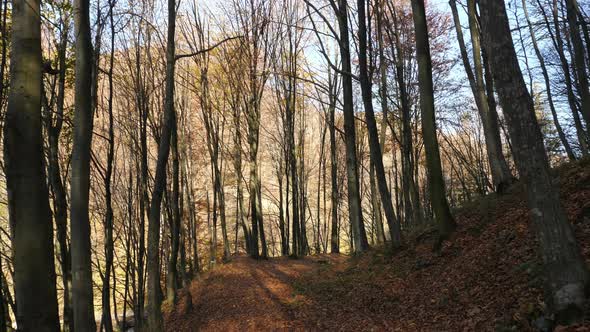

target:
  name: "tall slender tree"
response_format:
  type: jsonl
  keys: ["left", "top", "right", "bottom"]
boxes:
{"left": 44, "top": 11, "right": 73, "bottom": 331}
{"left": 328, "top": 68, "right": 340, "bottom": 254}
{"left": 70, "top": 0, "right": 97, "bottom": 326}
{"left": 450, "top": 0, "right": 513, "bottom": 190}
{"left": 335, "top": 0, "right": 369, "bottom": 253}
{"left": 411, "top": 0, "right": 456, "bottom": 241}
{"left": 146, "top": 0, "right": 177, "bottom": 327}
{"left": 357, "top": 0, "right": 401, "bottom": 246}
{"left": 100, "top": 1, "right": 117, "bottom": 330}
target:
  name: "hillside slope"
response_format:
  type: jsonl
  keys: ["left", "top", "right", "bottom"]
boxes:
{"left": 165, "top": 160, "right": 590, "bottom": 331}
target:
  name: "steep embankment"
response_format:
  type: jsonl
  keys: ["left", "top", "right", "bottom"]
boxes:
{"left": 165, "top": 160, "right": 590, "bottom": 331}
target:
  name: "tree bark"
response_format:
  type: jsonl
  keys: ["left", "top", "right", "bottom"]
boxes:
{"left": 411, "top": 0, "right": 456, "bottom": 241}
{"left": 329, "top": 71, "right": 340, "bottom": 254}
{"left": 45, "top": 13, "right": 73, "bottom": 331}
{"left": 386, "top": 1, "right": 424, "bottom": 229}
{"left": 4, "top": 0, "right": 60, "bottom": 327}
{"left": 450, "top": 0, "right": 513, "bottom": 190}
{"left": 70, "top": 0, "right": 97, "bottom": 326}
{"left": 101, "top": 3, "right": 116, "bottom": 330}
{"left": 335, "top": 0, "right": 368, "bottom": 253}
{"left": 166, "top": 116, "right": 181, "bottom": 303}
{"left": 146, "top": 0, "right": 176, "bottom": 327}
{"left": 479, "top": 0, "right": 589, "bottom": 323}
{"left": 357, "top": 0, "right": 401, "bottom": 247}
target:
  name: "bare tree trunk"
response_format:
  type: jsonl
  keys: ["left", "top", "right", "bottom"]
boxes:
{"left": 329, "top": 71, "right": 340, "bottom": 254}
{"left": 376, "top": 0, "right": 393, "bottom": 243}
{"left": 183, "top": 154, "right": 200, "bottom": 273}
{"left": 232, "top": 107, "right": 250, "bottom": 254}
{"left": 135, "top": 59, "right": 148, "bottom": 332}
{"left": 122, "top": 169, "right": 133, "bottom": 332}
{"left": 218, "top": 162, "right": 231, "bottom": 261}
{"left": 166, "top": 117, "right": 181, "bottom": 303}
{"left": 146, "top": 0, "right": 176, "bottom": 327}
{"left": 277, "top": 168, "right": 289, "bottom": 255}
{"left": 248, "top": 96, "right": 261, "bottom": 258}
{"left": 385, "top": 1, "right": 423, "bottom": 229}
{"left": 4, "top": 0, "right": 60, "bottom": 327}
{"left": 411, "top": 0, "right": 456, "bottom": 242}
{"left": 336, "top": 0, "right": 368, "bottom": 253}
{"left": 315, "top": 122, "right": 328, "bottom": 255}
{"left": 101, "top": 3, "right": 116, "bottom": 330}
{"left": 70, "top": 0, "right": 97, "bottom": 326}
{"left": 357, "top": 0, "right": 401, "bottom": 247}
{"left": 45, "top": 13, "right": 73, "bottom": 331}
{"left": 479, "top": 0, "right": 589, "bottom": 323}
{"left": 450, "top": 0, "right": 513, "bottom": 190}
{"left": 200, "top": 65, "right": 230, "bottom": 262}
{"left": 289, "top": 91, "right": 301, "bottom": 257}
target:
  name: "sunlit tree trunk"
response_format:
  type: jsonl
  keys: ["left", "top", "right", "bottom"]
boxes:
{"left": 232, "top": 105, "right": 250, "bottom": 254}
{"left": 70, "top": 0, "right": 97, "bottom": 326}
{"left": 4, "top": 0, "right": 60, "bottom": 327}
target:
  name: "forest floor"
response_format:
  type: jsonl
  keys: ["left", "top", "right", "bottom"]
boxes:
{"left": 164, "top": 159, "right": 590, "bottom": 331}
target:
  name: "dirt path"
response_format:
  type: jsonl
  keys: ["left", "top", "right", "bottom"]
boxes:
{"left": 164, "top": 255, "right": 336, "bottom": 331}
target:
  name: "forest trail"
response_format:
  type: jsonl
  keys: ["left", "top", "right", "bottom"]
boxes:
{"left": 164, "top": 255, "right": 346, "bottom": 331}
{"left": 165, "top": 160, "right": 590, "bottom": 332}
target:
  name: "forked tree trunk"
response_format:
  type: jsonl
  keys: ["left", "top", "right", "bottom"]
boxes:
{"left": 335, "top": 0, "right": 368, "bottom": 253}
